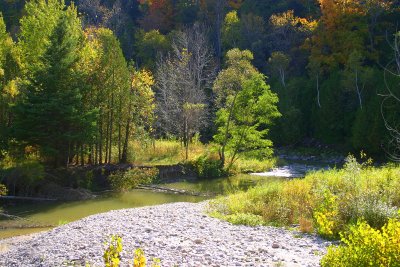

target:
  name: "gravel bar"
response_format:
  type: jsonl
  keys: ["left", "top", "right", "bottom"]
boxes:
{"left": 0, "top": 202, "right": 332, "bottom": 267}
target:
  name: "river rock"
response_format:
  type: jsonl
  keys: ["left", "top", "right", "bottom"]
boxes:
{"left": 0, "top": 202, "right": 332, "bottom": 266}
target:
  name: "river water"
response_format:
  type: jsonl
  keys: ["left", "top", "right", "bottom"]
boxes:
{"left": 0, "top": 161, "right": 335, "bottom": 239}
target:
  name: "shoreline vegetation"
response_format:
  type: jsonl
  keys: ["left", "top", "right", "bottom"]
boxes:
{"left": 209, "top": 154, "right": 400, "bottom": 266}
{"left": 1, "top": 0, "right": 400, "bottom": 265}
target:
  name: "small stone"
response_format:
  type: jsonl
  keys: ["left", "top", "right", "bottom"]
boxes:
{"left": 194, "top": 239, "right": 203, "bottom": 244}
{"left": 272, "top": 243, "right": 280, "bottom": 249}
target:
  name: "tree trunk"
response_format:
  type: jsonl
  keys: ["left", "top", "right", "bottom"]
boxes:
{"left": 109, "top": 91, "right": 114, "bottom": 163}
{"left": 316, "top": 74, "right": 321, "bottom": 108}
{"left": 220, "top": 92, "right": 239, "bottom": 168}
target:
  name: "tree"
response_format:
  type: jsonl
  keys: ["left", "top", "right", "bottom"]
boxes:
{"left": 155, "top": 24, "right": 216, "bottom": 159}
{"left": 138, "top": 0, "right": 174, "bottom": 33}
{"left": 121, "top": 68, "right": 155, "bottom": 163}
{"left": 85, "top": 27, "right": 130, "bottom": 164}
{"left": 343, "top": 50, "right": 371, "bottom": 110}
{"left": 199, "top": 0, "right": 227, "bottom": 62}
{"left": 222, "top": 11, "right": 241, "bottom": 50}
{"left": 268, "top": 51, "right": 291, "bottom": 88}
{"left": 213, "top": 49, "right": 280, "bottom": 168}
{"left": 381, "top": 32, "right": 400, "bottom": 161}
{"left": 0, "top": 13, "right": 19, "bottom": 154}
{"left": 18, "top": 0, "right": 65, "bottom": 75}
{"left": 135, "top": 29, "right": 170, "bottom": 71}
{"left": 14, "top": 5, "right": 97, "bottom": 167}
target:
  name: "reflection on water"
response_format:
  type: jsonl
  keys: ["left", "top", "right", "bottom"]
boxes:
{"left": 164, "top": 174, "right": 281, "bottom": 195}
{"left": 0, "top": 190, "right": 204, "bottom": 239}
{"left": 0, "top": 172, "right": 303, "bottom": 239}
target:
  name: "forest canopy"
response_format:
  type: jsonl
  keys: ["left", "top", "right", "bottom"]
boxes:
{"left": 1, "top": 0, "right": 400, "bottom": 167}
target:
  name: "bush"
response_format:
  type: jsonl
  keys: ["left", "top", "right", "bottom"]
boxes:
{"left": 189, "top": 154, "right": 226, "bottom": 179}
{"left": 103, "top": 235, "right": 123, "bottom": 267}
{"left": 226, "top": 213, "right": 265, "bottom": 226}
{"left": 321, "top": 218, "right": 400, "bottom": 267}
{"left": 108, "top": 167, "right": 159, "bottom": 191}
{"left": 209, "top": 155, "right": 400, "bottom": 239}
{"left": 0, "top": 155, "right": 44, "bottom": 195}
{"left": 232, "top": 157, "right": 277, "bottom": 173}
{"left": 102, "top": 235, "right": 161, "bottom": 267}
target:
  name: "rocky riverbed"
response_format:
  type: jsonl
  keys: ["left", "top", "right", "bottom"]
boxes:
{"left": 0, "top": 202, "right": 332, "bottom": 267}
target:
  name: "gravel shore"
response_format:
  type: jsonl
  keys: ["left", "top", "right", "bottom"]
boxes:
{"left": 0, "top": 202, "right": 332, "bottom": 267}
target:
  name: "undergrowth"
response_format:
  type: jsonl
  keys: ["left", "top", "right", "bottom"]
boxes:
{"left": 209, "top": 154, "right": 400, "bottom": 239}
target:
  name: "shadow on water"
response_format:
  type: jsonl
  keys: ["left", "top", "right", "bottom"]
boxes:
{"left": 0, "top": 190, "right": 205, "bottom": 239}
{"left": 0, "top": 159, "right": 333, "bottom": 239}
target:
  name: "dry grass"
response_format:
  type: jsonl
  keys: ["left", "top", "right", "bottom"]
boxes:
{"left": 128, "top": 139, "right": 209, "bottom": 165}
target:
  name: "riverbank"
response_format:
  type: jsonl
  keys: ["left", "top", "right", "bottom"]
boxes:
{"left": 0, "top": 202, "right": 332, "bottom": 266}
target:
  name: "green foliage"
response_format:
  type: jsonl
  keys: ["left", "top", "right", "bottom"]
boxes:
{"left": 134, "top": 29, "right": 170, "bottom": 70}
{"left": 232, "top": 156, "right": 277, "bottom": 173}
{"left": 133, "top": 248, "right": 146, "bottom": 267}
{"left": 0, "top": 155, "right": 44, "bottom": 195}
{"left": 102, "top": 235, "right": 161, "bottom": 267}
{"left": 0, "top": 183, "right": 7, "bottom": 195}
{"left": 103, "top": 235, "right": 123, "bottom": 267}
{"left": 14, "top": 4, "right": 97, "bottom": 167}
{"left": 189, "top": 154, "right": 226, "bottom": 179}
{"left": 18, "top": 0, "right": 65, "bottom": 73}
{"left": 108, "top": 167, "right": 159, "bottom": 192}
{"left": 314, "top": 190, "right": 340, "bottom": 238}
{"left": 210, "top": 155, "right": 400, "bottom": 239}
{"left": 213, "top": 49, "right": 280, "bottom": 169}
{"left": 321, "top": 218, "right": 400, "bottom": 267}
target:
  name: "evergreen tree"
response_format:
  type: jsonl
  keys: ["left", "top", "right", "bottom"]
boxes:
{"left": 14, "top": 5, "right": 97, "bottom": 166}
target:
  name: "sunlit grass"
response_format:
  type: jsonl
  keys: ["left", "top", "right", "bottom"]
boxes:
{"left": 209, "top": 157, "right": 400, "bottom": 238}
{"left": 129, "top": 139, "right": 208, "bottom": 166}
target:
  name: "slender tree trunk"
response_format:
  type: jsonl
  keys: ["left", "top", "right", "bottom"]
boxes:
{"left": 355, "top": 70, "right": 363, "bottom": 110}
{"left": 99, "top": 110, "right": 103, "bottom": 164}
{"left": 220, "top": 92, "right": 239, "bottom": 167}
{"left": 121, "top": 118, "right": 131, "bottom": 163}
{"left": 118, "top": 122, "right": 121, "bottom": 162}
{"left": 67, "top": 141, "right": 71, "bottom": 168}
{"left": 185, "top": 117, "right": 189, "bottom": 160}
{"left": 316, "top": 74, "right": 321, "bottom": 108}
{"left": 88, "top": 144, "right": 93, "bottom": 165}
{"left": 109, "top": 91, "right": 114, "bottom": 163}
{"left": 75, "top": 143, "right": 79, "bottom": 165}
{"left": 121, "top": 99, "right": 132, "bottom": 163}
{"left": 80, "top": 144, "right": 84, "bottom": 166}
{"left": 105, "top": 102, "right": 110, "bottom": 164}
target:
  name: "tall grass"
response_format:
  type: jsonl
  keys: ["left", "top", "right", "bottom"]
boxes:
{"left": 127, "top": 139, "right": 277, "bottom": 174}
{"left": 209, "top": 155, "right": 400, "bottom": 239}
{"left": 129, "top": 139, "right": 208, "bottom": 165}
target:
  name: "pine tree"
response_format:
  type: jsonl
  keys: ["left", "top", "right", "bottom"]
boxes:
{"left": 14, "top": 5, "right": 97, "bottom": 167}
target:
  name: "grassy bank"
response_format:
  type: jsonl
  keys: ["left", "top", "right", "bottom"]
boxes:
{"left": 210, "top": 155, "right": 400, "bottom": 236}
{"left": 128, "top": 139, "right": 277, "bottom": 174}
{"left": 209, "top": 155, "right": 400, "bottom": 265}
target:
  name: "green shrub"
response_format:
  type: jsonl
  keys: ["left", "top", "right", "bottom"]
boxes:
{"left": 103, "top": 235, "right": 123, "bottom": 267}
{"left": 321, "top": 218, "right": 400, "bottom": 267}
{"left": 189, "top": 154, "right": 226, "bottom": 179}
{"left": 108, "top": 167, "right": 159, "bottom": 191}
{"left": 0, "top": 155, "right": 44, "bottom": 195}
{"left": 0, "top": 183, "right": 7, "bottom": 195}
{"left": 233, "top": 157, "right": 277, "bottom": 173}
{"left": 102, "top": 235, "right": 161, "bottom": 267}
{"left": 210, "top": 155, "right": 400, "bottom": 239}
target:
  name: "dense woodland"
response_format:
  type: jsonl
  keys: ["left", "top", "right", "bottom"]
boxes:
{"left": 1, "top": 0, "right": 400, "bottom": 169}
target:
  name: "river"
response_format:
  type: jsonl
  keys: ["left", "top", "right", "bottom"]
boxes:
{"left": 0, "top": 160, "right": 336, "bottom": 239}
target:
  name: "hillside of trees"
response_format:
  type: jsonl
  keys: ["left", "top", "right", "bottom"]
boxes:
{"left": 1, "top": 0, "right": 400, "bottom": 169}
